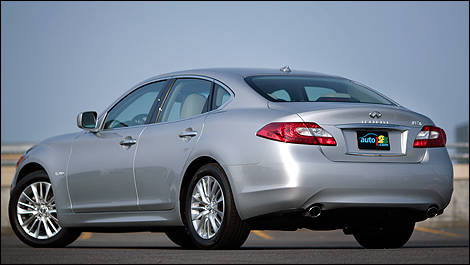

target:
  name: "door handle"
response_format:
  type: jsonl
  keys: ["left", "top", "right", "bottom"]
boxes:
{"left": 178, "top": 131, "right": 198, "bottom": 138}
{"left": 120, "top": 137, "right": 137, "bottom": 146}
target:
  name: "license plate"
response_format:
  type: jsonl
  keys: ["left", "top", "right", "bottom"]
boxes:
{"left": 357, "top": 131, "right": 390, "bottom": 150}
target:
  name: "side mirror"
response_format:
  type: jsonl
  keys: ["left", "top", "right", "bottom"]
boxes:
{"left": 77, "top": 111, "right": 97, "bottom": 130}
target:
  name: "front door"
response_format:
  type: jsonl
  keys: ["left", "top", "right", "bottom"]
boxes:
{"left": 67, "top": 80, "right": 168, "bottom": 213}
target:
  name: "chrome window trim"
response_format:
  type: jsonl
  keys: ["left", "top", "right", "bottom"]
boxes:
{"left": 163, "top": 74, "right": 235, "bottom": 99}
{"left": 153, "top": 75, "right": 235, "bottom": 125}
{"left": 95, "top": 75, "right": 235, "bottom": 131}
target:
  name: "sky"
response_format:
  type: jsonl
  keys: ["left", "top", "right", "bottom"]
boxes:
{"left": 1, "top": 1, "right": 469, "bottom": 143}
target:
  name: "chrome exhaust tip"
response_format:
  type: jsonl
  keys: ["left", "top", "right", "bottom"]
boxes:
{"left": 426, "top": 206, "right": 438, "bottom": 218}
{"left": 307, "top": 205, "right": 322, "bottom": 218}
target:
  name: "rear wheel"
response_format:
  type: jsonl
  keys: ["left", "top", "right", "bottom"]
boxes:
{"left": 353, "top": 221, "right": 415, "bottom": 249}
{"left": 182, "top": 163, "right": 250, "bottom": 249}
{"left": 9, "top": 170, "right": 81, "bottom": 247}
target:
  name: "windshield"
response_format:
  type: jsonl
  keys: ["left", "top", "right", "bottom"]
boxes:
{"left": 245, "top": 75, "right": 394, "bottom": 105}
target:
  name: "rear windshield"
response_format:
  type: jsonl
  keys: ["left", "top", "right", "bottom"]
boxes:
{"left": 245, "top": 75, "right": 394, "bottom": 105}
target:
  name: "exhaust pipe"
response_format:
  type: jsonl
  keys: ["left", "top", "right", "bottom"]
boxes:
{"left": 307, "top": 205, "right": 322, "bottom": 218}
{"left": 426, "top": 206, "right": 438, "bottom": 218}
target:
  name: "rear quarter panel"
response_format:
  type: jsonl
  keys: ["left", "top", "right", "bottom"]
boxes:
{"left": 190, "top": 107, "right": 302, "bottom": 217}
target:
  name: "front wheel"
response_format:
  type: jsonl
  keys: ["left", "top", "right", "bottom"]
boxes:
{"left": 183, "top": 163, "right": 250, "bottom": 249}
{"left": 8, "top": 170, "right": 81, "bottom": 247}
{"left": 353, "top": 221, "right": 415, "bottom": 249}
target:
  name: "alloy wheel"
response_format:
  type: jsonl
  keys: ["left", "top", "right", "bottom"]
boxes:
{"left": 16, "top": 181, "right": 61, "bottom": 240}
{"left": 190, "top": 175, "right": 225, "bottom": 239}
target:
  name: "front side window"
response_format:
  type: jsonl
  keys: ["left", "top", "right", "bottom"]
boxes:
{"left": 159, "top": 78, "right": 212, "bottom": 122}
{"left": 103, "top": 80, "right": 167, "bottom": 129}
{"left": 245, "top": 76, "right": 394, "bottom": 105}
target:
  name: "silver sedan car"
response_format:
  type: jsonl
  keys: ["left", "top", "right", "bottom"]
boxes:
{"left": 9, "top": 67, "right": 453, "bottom": 249}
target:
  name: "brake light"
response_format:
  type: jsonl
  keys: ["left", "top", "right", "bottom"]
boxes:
{"left": 413, "top": 126, "right": 446, "bottom": 148}
{"left": 256, "top": 122, "right": 336, "bottom": 146}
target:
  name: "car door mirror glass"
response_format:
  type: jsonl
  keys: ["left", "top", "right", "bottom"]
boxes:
{"left": 77, "top": 111, "right": 97, "bottom": 129}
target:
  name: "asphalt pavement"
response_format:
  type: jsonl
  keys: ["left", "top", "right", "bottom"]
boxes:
{"left": 1, "top": 226, "right": 468, "bottom": 264}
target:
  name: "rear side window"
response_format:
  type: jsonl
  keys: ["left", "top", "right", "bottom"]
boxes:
{"left": 245, "top": 76, "right": 394, "bottom": 105}
{"left": 213, "top": 84, "right": 231, "bottom": 109}
{"left": 159, "top": 78, "right": 212, "bottom": 122}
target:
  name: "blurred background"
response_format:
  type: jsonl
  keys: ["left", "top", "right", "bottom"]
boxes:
{"left": 1, "top": 1, "right": 468, "bottom": 230}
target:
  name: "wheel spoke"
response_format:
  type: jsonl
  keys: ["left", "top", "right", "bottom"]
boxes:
{"left": 196, "top": 220, "right": 203, "bottom": 234}
{"left": 17, "top": 181, "right": 61, "bottom": 240}
{"left": 193, "top": 210, "right": 209, "bottom": 220}
{"left": 214, "top": 189, "right": 222, "bottom": 201}
{"left": 39, "top": 182, "right": 44, "bottom": 200}
{"left": 33, "top": 219, "right": 41, "bottom": 238}
{"left": 49, "top": 214, "right": 60, "bottom": 224}
{"left": 18, "top": 201, "right": 35, "bottom": 209}
{"left": 47, "top": 218, "right": 59, "bottom": 233}
{"left": 196, "top": 183, "right": 208, "bottom": 204}
{"left": 209, "top": 179, "right": 217, "bottom": 200}
{"left": 209, "top": 214, "right": 218, "bottom": 232}
{"left": 206, "top": 177, "right": 212, "bottom": 201}
{"left": 21, "top": 192, "right": 36, "bottom": 205}
{"left": 44, "top": 184, "right": 51, "bottom": 202}
{"left": 207, "top": 177, "right": 214, "bottom": 200}
{"left": 21, "top": 214, "right": 37, "bottom": 227}
{"left": 214, "top": 208, "right": 223, "bottom": 219}
{"left": 42, "top": 218, "right": 53, "bottom": 237}
{"left": 192, "top": 194, "right": 203, "bottom": 203}
{"left": 214, "top": 214, "right": 222, "bottom": 226}
{"left": 47, "top": 196, "right": 55, "bottom": 204}
{"left": 191, "top": 206, "right": 206, "bottom": 211}
{"left": 204, "top": 218, "right": 209, "bottom": 238}
{"left": 17, "top": 208, "right": 36, "bottom": 215}
{"left": 191, "top": 175, "right": 225, "bottom": 240}
{"left": 201, "top": 178, "right": 209, "bottom": 201}
{"left": 30, "top": 183, "right": 40, "bottom": 203}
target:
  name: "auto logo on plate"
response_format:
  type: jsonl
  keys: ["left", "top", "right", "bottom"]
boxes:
{"left": 369, "top": 111, "right": 382, "bottom": 119}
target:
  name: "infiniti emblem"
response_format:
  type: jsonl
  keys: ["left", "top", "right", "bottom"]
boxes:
{"left": 369, "top": 111, "right": 382, "bottom": 119}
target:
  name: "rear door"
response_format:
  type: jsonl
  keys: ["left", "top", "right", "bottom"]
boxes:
{"left": 134, "top": 78, "right": 213, "bottom": 210}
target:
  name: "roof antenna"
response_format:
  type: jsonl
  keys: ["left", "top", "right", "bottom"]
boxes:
{"left": 280, "top": 66, "right": 291, "bottom": 73}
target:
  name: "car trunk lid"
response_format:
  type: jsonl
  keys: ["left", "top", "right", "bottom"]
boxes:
{"left": 268, "top": 102, "right": 432, "bottom": 163}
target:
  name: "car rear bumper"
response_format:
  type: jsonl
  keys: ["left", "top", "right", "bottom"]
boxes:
{"left": 226, "top": 143, "right": 453, "bottom": 220}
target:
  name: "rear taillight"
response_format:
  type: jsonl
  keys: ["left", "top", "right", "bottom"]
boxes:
{"left": 413, "top": 126, "right": 446, "bottom": 148}
{"left": 256, "top": 122, "right": 337, "bottom": 146}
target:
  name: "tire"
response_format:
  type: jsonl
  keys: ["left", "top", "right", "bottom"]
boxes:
{"left": 165, "top": 227, "right": 195, "bottom": 248}
{"left": 9, "top": 170, "right": 81, "bottom": 248}
{"left": 182, "top": 163, "right": 250, "bottom": 249}
{"left": 353, "top": 221, "right": 415, "bottom": 249}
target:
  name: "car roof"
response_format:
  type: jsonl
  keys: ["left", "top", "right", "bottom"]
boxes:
{"left": 103, "top": 67, "right": 349, "bottom": 120}
{"left": 144, "top": 67, "right": 343, "bottom": 82}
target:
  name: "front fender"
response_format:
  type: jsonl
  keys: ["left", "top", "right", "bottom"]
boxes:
{"left": 12, "top": 133, "right": 81, "bottom": 222}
